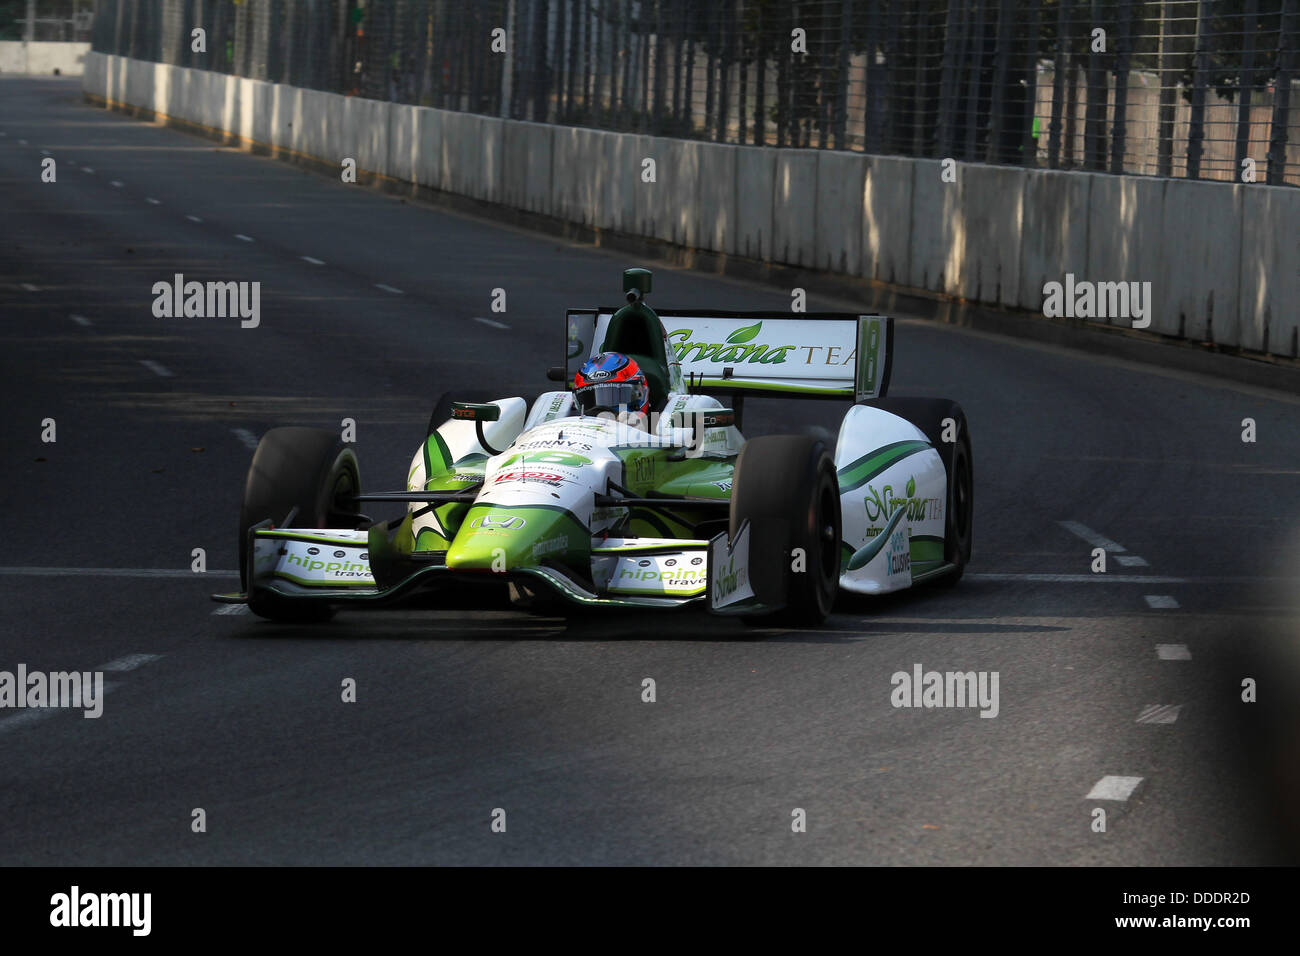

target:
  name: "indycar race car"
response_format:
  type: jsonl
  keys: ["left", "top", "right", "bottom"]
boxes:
{"left": 215, "top": 268, "right": 972, "bottom": 625}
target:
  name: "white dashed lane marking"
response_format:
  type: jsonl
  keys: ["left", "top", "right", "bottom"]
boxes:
{"left": 212, "top": 605, "right": 251, "bottom": 616}
{"left": 1156, "top": 644, "right": 1192, "bottom": 660}
{"left": 234, "top": 234, "right": 255, "bottom": 242}
{"left": 110, "top": 180, "right": 123, "bottom": 188}
{"left": 82, "top": 166, "right": 94, "bottom": 173}
{"left": 139, "top": 359, "right": 173, "bottom": 378}
{"left": 1144, "top": 595, "right": 1180, "bottom": 609}
{"left": 145, "top": 197, "right": 161, "bottom": 205}
{"left": 1136, "top": 704, "right": 1183, "bottom": 725}
{"left": 474, "top": 317, "right": 510, "bottom": 329}
{"left": 1057, "top": 520, "right": 1158, "bottom": 597}
{"left": 231, "top": 428, "right": 259, "bottom": 450}
{"left": 301, "top": 256, "right": 325, "bottom": 265}
{"left": 0, "top": 710, "right": 59, "bottom": 734}
{"left": 0, "top": 654, "right": 164, "bottom": 736}
{"left": 70, "top": 314, "right": 91, "bottom": 326}
{"left": 185, "top": 214, "right": 202, "bottom": 223}
{"left": 1086, "top": 776, "right": 1145, "bottom": 801}
{"left": 100, "top": 654, "right": 164, "bottom": 672}
{"left": 374, "top": 283, "right": 403, "bottom": 294}
{"left": 1058, "top": 521, "right": 1136, "bottom": 555}
{"left": 20, "top": 283, "right": 39, "bottom": 292}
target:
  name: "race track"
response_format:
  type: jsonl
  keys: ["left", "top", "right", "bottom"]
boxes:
{"left": 2, "top": 76, "right": 1298, "bottom": 865}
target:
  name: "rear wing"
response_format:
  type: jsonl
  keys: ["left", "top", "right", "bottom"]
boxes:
{"left": 565, "top": 309, "right": 892, "bottom": 402}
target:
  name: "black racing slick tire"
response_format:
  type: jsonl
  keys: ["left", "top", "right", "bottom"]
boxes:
{"left": 865, "top": 397, "right": 973, "bottom": 585}
{"left": 238, "top": 427, "right": 361, "bottom": 622}
{"left": 730, "top": 434, "right": 842, "bottom": 625}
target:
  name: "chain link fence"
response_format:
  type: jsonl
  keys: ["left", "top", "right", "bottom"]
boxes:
{"left": 1, "top": 1, "right": 96, "bottom": 40}
{"left": 90, "top": 0, "right": 1299, "bottom": 185}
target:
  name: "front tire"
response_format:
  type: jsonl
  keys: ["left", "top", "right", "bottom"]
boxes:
{"left": 238, "top": 427, "right": 361, "bottom": 622}
{"left": 730, "top": 435, "right": 841, "bottom": 625}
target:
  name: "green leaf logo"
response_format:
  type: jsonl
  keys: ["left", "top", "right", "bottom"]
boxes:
{"left": 905, "top": 477, "right": 916, "bottom": 497}
{"left": 726, "top": 321, "right": 763, "bottom": 344}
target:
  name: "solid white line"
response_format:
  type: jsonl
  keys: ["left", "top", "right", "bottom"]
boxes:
{"left": 70, "top": 314, "right": 91, "bottom": 326}
{"left": 20, "top": 283, "right": 39, "bottom": 292}
{"left": 139, "top": 359, "right": 172, "bottom": 378}
{"left": 234, "top": 234, "right": 254, "bottom": 242}
{"left": 100, "top": 653, "right": 164, "bottom": 672}
{"left": 0, "top": 567, "right": 238, "bottom": 579}
{"left": 212, "top": 604, "right": 251, "bottom": 616}
{"left": 82, "top": 167, "right": 94, "bottom": 174}
{"left": 374, "top": 283, "right": 403, "bottom": 294}
{"left": 1058, "top": 520, "right": 1128, "bottom": 553}
{"left": 145, "top": 197, "right": 161, "bottom": 205}
{"left": 1156, "top": 644, "right": 1192, "bottom": 660}
{"left": 1144, "top": 595, "right": 1180, "bottom": 609}
{"left": 185, "top": 214, "right": 202, "bottom": 223}
{"left": 1115, "top": 555, "right": 1149, "bottom": 567}
{"left": 300, "top": 256, "right": 325, "bottom": 265}
{"left": 969, "top": 573, "right": 1189, "bottom": 584}
{"left": 1136, "top": 704, "right": 1183, "bottom": 724}
{"left": 110, "top": 180, "right": 123, "bottom": 188}
{"left": 231, "top": 427, "right": 260, "bottom": 450}
{"left": 474, "top": 316, "right": 510, "bottom": 329}
{"left": 968, "top": 573, "right": 1282, "bottom": 584}
{"left": 1085, "top": 776, "right": 1144, "bottom": 801}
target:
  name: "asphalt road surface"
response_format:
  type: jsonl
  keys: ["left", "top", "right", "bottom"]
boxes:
{"left": 3, "top": 76, "right": 1298, "bottom": 865}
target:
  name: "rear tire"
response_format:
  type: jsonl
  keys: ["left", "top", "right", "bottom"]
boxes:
{"left": 238, "top": 427, "right": 361, "bottom": 622}
{"left": 730, "top": 435, "right": 841, "bottom": 625}
{"left": 865, "top": 398, "right": 973, "bottom": 585}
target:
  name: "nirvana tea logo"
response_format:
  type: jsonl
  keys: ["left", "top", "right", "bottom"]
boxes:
{"left": 668, "top": 322, "right": 797, "bottom": 366}
{"left": 864, "top": 476, "right": 942, "bottom": 524}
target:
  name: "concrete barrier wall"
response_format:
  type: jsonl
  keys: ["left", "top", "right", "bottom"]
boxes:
{"left": 83, "top": 52, "right": 1300, "bottom": 359}
{"left": 0, "top": 41, "right": 89, "bottom": 75}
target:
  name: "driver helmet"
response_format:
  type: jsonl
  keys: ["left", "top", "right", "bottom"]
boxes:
{"left": 574, "top": 352, "right": 650, "bottom": 417}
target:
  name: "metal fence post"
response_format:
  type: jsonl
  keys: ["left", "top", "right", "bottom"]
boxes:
{"left": 1048, "top": 0, "right": 1070, "bottom": 169}
{"left": 1020, "top": 0, "right": 1041, "bottom": 167}
{"left": 1084, "top": 0, "right": 1108, "bottom": 171}
{"left": 1109, "top": 0, "right": 1132, "bottom": 174}
{"left": 1185, "top": 0, "right": 1212, "bottom": 180}
{"left": 937, "top": 0, "right": 965, "bottom": 159}
{"left": 1268, "top": 0, "right": 1298, "bottom": 185}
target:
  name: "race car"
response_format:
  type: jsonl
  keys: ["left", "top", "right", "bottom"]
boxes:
{"left": 215, "top": 268, "right": 972, "bottom": 625}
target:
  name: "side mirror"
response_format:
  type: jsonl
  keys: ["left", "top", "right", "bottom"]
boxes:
{"left": 450, "top": 402, "right": 500, "bottom": 422}
{"left": 671, "top": 408, "right": 734, "bottom": 451}
{"left": 546, "top": 366, "right": 568, "bottom": 382}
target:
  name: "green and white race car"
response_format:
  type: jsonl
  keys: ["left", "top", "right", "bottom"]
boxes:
{"left": 216, "top": 268, "right": 973, "bottom": 625}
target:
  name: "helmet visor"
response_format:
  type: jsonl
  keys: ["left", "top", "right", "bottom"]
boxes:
{"left": 575, "top": 381, "right": 646, "bottom": 414}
